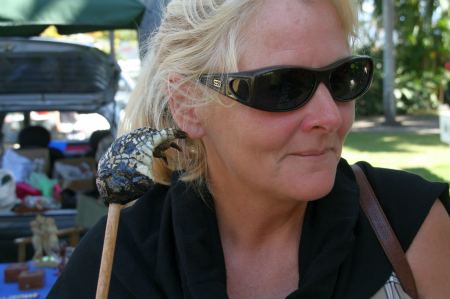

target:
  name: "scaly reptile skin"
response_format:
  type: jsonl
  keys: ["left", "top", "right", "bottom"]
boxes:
{"left": 96, "top": 128, "right": 187, "bottom": 205}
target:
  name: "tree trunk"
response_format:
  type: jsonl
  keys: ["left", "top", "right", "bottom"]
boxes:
{"left": 383, "top": 0, "right": 397, "bottom": 125}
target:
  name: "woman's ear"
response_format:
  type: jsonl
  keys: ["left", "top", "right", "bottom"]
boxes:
{"left": 168, "top": 74, "right": 205, "bottom": 139}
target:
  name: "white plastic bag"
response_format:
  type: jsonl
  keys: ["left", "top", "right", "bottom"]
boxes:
{"left": 2, "top": 148, "right": 35, "bottom": 182}
{"left": 0, "top": 169, "right": 19, "bottom": 211}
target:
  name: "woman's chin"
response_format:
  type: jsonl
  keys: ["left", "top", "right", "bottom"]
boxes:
{"left": 280, "top": 169, "right": 337, "bottom": 202}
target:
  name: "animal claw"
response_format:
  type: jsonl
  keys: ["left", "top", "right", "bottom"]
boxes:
{"left": 153, "top": 149, "right": 169, "bottom": 164}
{"left": 170, "top": 142, "right": 182, "bottom": 152}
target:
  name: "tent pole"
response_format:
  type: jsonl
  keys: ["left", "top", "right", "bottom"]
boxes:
{"left": 109, "top": 30, "right": 116, "bottom": 61}
{"left": 137, "top": 0, "right": 167, "bottom": 59}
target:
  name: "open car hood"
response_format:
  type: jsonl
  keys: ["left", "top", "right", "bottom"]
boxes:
{"left": 0, "top": 38, "right": 120, "bottom": 113}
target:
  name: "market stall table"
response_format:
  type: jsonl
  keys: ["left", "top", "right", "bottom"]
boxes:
{"left": 0, "top": 262, "right": 58, "bottom": 298}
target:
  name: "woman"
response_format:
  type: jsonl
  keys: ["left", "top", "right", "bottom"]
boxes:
{"left": 48, "top": 0, "right": 450, "bottom": 298}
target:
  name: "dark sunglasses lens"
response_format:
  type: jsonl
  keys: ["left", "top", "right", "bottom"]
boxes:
{"left": 330, "top": 58, "right": 373, "bottom": 101}
{"left": 251, "top": 69, "right": 315, "bottom": 111}
{"left": 230, "top": 79, "right": 251, "bottom": 100}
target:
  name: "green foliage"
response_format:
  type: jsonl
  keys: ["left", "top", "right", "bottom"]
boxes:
{"left": 356, "top": 0, "right": 449, "bottom": 116}
{"left": 394, "top": 70, "right": 442, "bottom": 113}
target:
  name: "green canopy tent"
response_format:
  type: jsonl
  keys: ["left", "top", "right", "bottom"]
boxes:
{"left": 0, "top": 0, "right": 165, "bottom": 55}
{"left": 0, "top": 0, "right": 147, "bottom": 36}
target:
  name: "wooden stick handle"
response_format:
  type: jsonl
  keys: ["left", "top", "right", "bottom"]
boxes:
{"left": 95, "top": 203, "right": 122, "bottom": 299}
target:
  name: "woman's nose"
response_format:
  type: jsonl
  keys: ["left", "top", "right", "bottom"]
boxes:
{"left": 299, "top": 83, "right": 344, "bottom": 132}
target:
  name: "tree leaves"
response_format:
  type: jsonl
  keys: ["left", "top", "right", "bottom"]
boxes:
{"left": 356, "top": 0, "right": 449, "bottom": 115}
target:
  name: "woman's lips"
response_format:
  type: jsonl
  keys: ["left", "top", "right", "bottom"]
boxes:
{"left": 292, "top": 148, "right": 333, "bottom": 157}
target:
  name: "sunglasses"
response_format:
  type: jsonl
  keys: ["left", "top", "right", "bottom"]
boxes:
{"left": 198, "top": 55, "right": 374, "bottom": 112}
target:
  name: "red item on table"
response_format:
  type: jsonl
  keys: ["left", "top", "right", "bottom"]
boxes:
{"left": 4, "top": 263, "right": 29, "bottom": 282}
{"left": 52, "top": 183, "right": 62, "bottom": 201}
{"left": 15, "top": 182, "right": 42, "bottom": 200}
{"left": 18, "top": 270, "right": 45, "bottom": 290}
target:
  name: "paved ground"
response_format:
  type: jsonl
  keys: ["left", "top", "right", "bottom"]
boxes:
{"left": 352, "top": 114, "right": 440, "bottom": 134}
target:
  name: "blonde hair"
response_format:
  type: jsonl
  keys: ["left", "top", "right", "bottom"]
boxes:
{"left": 120, "top": 0, "right": 358, "bottom": 186}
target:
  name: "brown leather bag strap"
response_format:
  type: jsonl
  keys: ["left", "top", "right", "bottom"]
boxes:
{"left": 351, "top": 164, "right": 418, "bottom": 299}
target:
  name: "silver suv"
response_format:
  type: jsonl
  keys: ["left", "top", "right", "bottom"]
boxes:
{"left": 0, "top": 37, "right": 121, "bottom": 134}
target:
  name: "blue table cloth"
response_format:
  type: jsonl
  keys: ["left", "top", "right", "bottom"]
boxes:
{"left": 0, "top": 262, "right": 58, "bottom": 298}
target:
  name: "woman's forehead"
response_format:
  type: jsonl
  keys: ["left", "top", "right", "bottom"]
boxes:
{"left": 238, "top": 0, "right": 349, "bottom": 70}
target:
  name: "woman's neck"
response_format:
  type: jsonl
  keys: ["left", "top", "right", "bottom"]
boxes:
{"left": 210, "top": 179, "right": 307, "bottom": 251}
{"left": 210, "top": 182, "right": 306, "bottom": 299}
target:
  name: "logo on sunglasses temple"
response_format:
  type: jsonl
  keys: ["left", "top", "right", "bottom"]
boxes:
{"left": 213, "top": 79, "right": 222, "bottom": 88}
